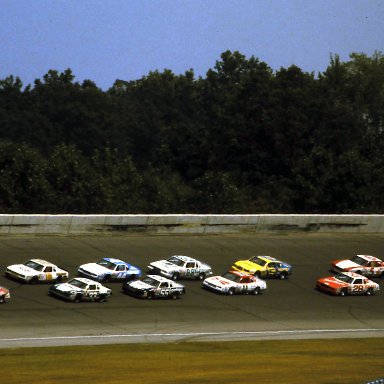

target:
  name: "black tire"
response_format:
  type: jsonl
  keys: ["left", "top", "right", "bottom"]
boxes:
{"left": 171, "top": 273, "right": 179, "bottom": 281}
{"left": 279, "top": 272, "right": 287, "bottom": 280}
{"left": 380, "top": 272, "right": 384, "bottom": 279}
{"left": 366, "top": 288, "right": 374, "bottom": 296}
{"left": 98, "top": 295, "right": 107, "bottom": 302}
{"left": 147, "top": 293, "right": 154, "bottom": 300}
{"left": 339, "top": 289, "right": 347, "bottom": 297}
{"left": 74, "top": 294, "right": 82, "bottom": 303}
{"left": 228, "top": 288, "right": 235, "bottom": 296}
{"left": 0, "top": 295, "right": 5, "bottom": 304}
{"left": 103, "top": 275, "right": 112, "bottom": 283}
{"left": 253, "top": 287, "right": 261, "bottom": 295}
{"left": 170, "top": 292, "right": 180, "bottom": 300}
{"left": 55, "top": 275, "right": 63, "bottom": 283}
{"left": 197, "top": 273, "right": 206, "bottom": 281}
{"left": 30, "top": 277, "right": 39, "bottom": 285}
{"left": 254, "top": 271, "right": 261, "bottom": 278}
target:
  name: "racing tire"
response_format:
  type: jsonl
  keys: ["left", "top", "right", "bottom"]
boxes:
{"left": 254, "top": 271, "right": 261, "bottom": 278}
{"left": 366, "top": 288, "right": 374, "bottom": 296}
{"left": 197, "top": 273, "right": 206, "bottom": 281}
{"left": 147, "top": 293, "right": 154, "bottom": 300}
{"left": 55, "top": 275, "right": 63, "bottom": 283}
{"left": 0, "top": 295, "right": 5, "bottom": 304}
{"left": 170, "top": 292, "right": 180, "bottom": 300}
{"left": 339, "top": 289, "right": 347, "bottom": 297}
{"left": 103, "top": 275, "right": 112, "bottom": 283}
{"left": 171, "top": 273, "right": 179, "bottom": 281}
{"left": 252, "top": 287, "right": 261, "bottom": 295}
{"left": 30, "top": 277, "right": 39, "bottom": 285}
{"left": 279, "top": 273, "right": 287, "bottom": 280}
{"left": 380, "top": 272, "right": 384, "bottom": 279}
{"left": 98, "top": 295, "right": 107, "bottom": 303}
{"left": 227, "top": 288, "right": 235, "bottom": 296}
{"left": 74, "top": 294, "right": 82, "bottom": 303}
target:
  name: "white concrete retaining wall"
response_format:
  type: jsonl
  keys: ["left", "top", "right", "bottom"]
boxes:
{"left": 1, "top": 214, "right": 384, "bottom": 235}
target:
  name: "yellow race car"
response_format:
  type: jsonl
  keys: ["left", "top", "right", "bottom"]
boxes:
{"left": 232, "top": 255, "right": 292, "bottom": 279}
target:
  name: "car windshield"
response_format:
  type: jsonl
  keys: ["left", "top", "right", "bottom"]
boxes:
{"left": 167, "top": 256, "right": 184, "bottom": 267}
{"left": 142, "top": 277, "right": 159, "bottom": 287}
{"left": 248, "top": 257, "right": 267, "bottom": 267}
{"left": 350, "top": 255, "right": 369, "bottom": 266}
{"left": 335, "top": 274, "right": 354, "bottom": 284}
{"left": 68, "top": 279, "right": 88, "bottom": 289}
{"left": 97, "top": 259, "right": 116, "bottom": 270}
{"left": 24, "top": 260, "right": 44, "bottom": 271}
{"left": 221, "top": 272, "right": 241, "bottom": 283}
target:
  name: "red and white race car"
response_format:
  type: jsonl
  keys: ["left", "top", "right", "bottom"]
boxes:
{"left": 0, "top": 286, "right": 10, "bottom": 303}
{"left": 316, "top": 272, "right": 379, "bottom": 296}
{"left": 203, "top": 270, "right": 267, "bottom": 295}
{"left": 331, "top": 254, "right": 384, "bottom": 278}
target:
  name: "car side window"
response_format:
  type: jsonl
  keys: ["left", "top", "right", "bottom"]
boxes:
{"left": 117, "top": 265, "right": 125, "bottom": 271}
{"left": 160, "top": 282, "right": 168, "bottom": 288}
{"left": 186, "top": 262, "right": 195, "bottom": 268}
{"left": 45, "top": 266, "right": 53, "bottom": 273}
{"left": 354, "top": 279, "right": 363, "bottom": 284}
{"left": 89, "top": 285, "right": 97, "bottom": 290}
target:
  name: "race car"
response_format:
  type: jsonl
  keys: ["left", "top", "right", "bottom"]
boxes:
{"left": 49, "top": 277, "right": 112, "bottom": 302}
{"left": 78, "top": 257, "right": 141, "bottom": 282}
{"left": 122, "top": 274, "right": 185, "bottom": 299}
{"left": 316, "top": 272, "right": 379, "bottom": 296}
{"left": 202, "top": 270, "right": 267, "bottom": 295}
{"left": 331, "top": 254, "right": 384, "bottom": 278}
{"left": 0, "top": 286, "right": 10, "bottom": 303}
{"left": 232, "top": 255, "right": 292, "bottom": 279}
{"left": 147, "top": 255, "right": 212, "bottom": 281}
{"left": 5, "top": 259, "right": 69, "bottom": 284}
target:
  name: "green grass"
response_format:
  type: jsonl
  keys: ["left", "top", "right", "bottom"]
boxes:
{"left": 1, "top": 339, "right": 383, "bottom": 384}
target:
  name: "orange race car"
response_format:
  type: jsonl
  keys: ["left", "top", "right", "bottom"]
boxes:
{"left": 316, "top": 271, "right": 379, "bottom": 296}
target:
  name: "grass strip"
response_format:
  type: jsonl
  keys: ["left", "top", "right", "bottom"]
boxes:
{"left": 1, "top": 338, "right": 383, "bottom": 384}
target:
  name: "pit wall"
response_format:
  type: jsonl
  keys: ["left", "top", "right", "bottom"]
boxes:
{"left": 1, "top": 214, "right": 384, "bottom": 235}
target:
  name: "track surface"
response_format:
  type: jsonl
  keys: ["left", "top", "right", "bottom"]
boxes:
{"left": 1, "top": 233, "right": 384, "bottom": 348}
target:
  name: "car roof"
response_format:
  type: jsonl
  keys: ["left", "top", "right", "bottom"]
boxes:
{"left": 356, "top": 254, "right": 381, "bottom": 262}
{"left": 102, "top": 257, "right": 130, "bottom": 266}
{"left": 146, "top": 274, "right": 174, "bottom": 283}
{"left": 341, "top": 271, "right": 367, "bottom": 278}
{"left": 29, "top": 259, "right": 56, "bottom": 266}
{"left": 226, "top": 270, "right": 253, "bottom": 278}
{"left": 169, "top": 255, "right": 196, "bottom": 262}
{"left": 71, "top": 277, "right": 99, "bottom": 285}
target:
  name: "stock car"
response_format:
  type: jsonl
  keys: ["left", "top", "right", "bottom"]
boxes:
{"left": 0, "top": 286, "right": 10, "bottom": 303}
{"left": 49, "top": 277, "right": 112, "bottom": 302}
{"left": 331, "top": 254, "right": 384, "bottom": 278}
{"left": 203, "top": 270, "right": 267, "bottom": 295}
{"left": 232, "top": 255, "right": 292, "bottom": 279}
{"left": 78, "top": 257, "right": 141, "bottom": 282}
{"left": 147, "top": 255, "right": 213, "bottom": 281}
{"left": 5, "top": 259, "right": 69, "bottom": 284}
{"left": 316, "top": 272, "right": 380, "bottom": 296}
{"left": 122, "top": 274, "right": 185, "bottom": 299}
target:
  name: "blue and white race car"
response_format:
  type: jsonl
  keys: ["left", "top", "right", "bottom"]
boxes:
{"left": 78, "top": 258, "right": 141, "bottom": 282}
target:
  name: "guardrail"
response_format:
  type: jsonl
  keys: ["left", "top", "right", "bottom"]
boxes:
{"left": 1, "top": 214, "right": 384, "bottom": 235}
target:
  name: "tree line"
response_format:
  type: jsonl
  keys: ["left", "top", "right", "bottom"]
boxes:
{"left": 0, "top": 50, "right": 383, "bottom": 214}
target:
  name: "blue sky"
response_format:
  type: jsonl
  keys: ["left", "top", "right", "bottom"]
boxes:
{"left": 1, "top": 0, "right": 383, "bottom": 90}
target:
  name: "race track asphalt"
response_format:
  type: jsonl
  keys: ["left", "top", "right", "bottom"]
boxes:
{"left": 0, "top": 233, "right": 384, "bottom": 348}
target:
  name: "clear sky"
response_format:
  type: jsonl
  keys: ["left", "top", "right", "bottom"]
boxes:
{"left": 1, "top": 0, "right": 383, "bottom": 90}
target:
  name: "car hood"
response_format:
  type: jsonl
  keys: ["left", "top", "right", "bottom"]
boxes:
{"left": 54, "top": 283, "right": 83, "bottom": 293}
{"left": 7, "top": 264, "right": 38, "bottom": 276}
{"left": 317, "top": 276, "right": 348, "bottom": 289}
{"left": 79, "top": 263, "right": 111, "bottom": 275}
{"left": 333, "top": 260, "right": 360, "bottom": 270}
{"left": 204, "top": 276, "right": 233, "bottom": 288}
{"left": 129, "top": 280, "right": 154, "bottom": 290}
{"left": 150, "top": 260, "right": 180, "bottom": 271}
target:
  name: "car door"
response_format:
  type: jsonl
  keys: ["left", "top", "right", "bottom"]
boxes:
{"left": 87, "top": 284, "right": 99, "bottom": 300}
{"left": 185, "top": 262, "right": 197, "bottom": 278}
{"left": 351, "top": 278, "right": 364, "bottom": 294}
{"left": 266, "top": 262, "right": 277, "bottom": 277}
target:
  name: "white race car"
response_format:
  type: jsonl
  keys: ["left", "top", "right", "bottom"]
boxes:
{"left": 78, "top": 257, "right": 141, "bottom": 282}
{"left": 203, "top": 270, "right": 267, "bottom": 295}
{"left": 123, "top": 275, "right": 185, "bottom": 299}
{"left": 5, "top": 259, "right": 69, "bottom": 284}
{"left": 147, "top": 255, "right": 212, "bottom": 280}
{"left": 49, "top": 277, "right": 112, "bottom": 302}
